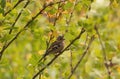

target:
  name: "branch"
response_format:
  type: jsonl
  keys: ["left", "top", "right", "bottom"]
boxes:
{"left": 94, "top": 25, "right": 111, "bottom": 79}
{"left": 32, "top": 27, "right": 85, "bottom": 79}
{"left": 66, "top": 0, "right": 78, "bottom": 26}
{"left": 84, "top": 33, "right": 88, "bottom": 48}
{"left": 9, "top": 0, "right": 30, "bottom": 34}
{"left": 69, "top": 33, "right": 88, "bottom": 75}
{"left": 24, "top": 0, "right": 67, "bottom": 29}
{"left": 67, "top": 35, "right": 95, "bottom": 79}
{"left": 70, "top": 50, "right": 73, "bottom": 73}
{"left": 4, "top": 0, "right": 24, "bottom": 16}
{"left": 0, "top": 0, "right": 65, "bottom": 61}
{"left": 46, "top": 30, "right": 54, "bottom": 50}
{"left": 65, "top": 0, "right": 78, "bottom": 33}
{"left": 53, "top": 2, "right": 64, "bottom": 26}
{"left": 0, "top": 30, "right": 23, "bottom": 60}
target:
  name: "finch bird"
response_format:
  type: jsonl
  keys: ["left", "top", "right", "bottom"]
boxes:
{"left": 38, "top": 35, "right": 65, "bottom": 63}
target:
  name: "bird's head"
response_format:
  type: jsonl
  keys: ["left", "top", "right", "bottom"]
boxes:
{"left": 57, "top": 35, "right": 65, "bottom": 41}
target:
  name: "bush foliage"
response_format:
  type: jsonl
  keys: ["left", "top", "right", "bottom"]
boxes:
{"left": 0, "top": 0, "right": 120, "bottom": 79}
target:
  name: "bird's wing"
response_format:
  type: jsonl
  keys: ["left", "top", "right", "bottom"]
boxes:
{"left": 38, "top": 40, "right": 63, "bottom": 63}
{"left": 46, "top": 41, "right": 61, "bottom": 53}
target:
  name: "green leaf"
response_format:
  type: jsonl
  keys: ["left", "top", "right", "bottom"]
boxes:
{"left": 0, "top": 0, "right": 6, "bottom": 14}
{"left": 0, "top": 0, "right": 6, "bottom": 9}
{"left": 0, "top": 13, "right": 4, "bottom": 20}
{"left": 0, "top": 34, "right": 13, "bottom": 42}
{"left": 63, "top": 2, "right": 73, "bottom": 10}
{"left": 0, "top": 7, "right": 4, "bottom": 14}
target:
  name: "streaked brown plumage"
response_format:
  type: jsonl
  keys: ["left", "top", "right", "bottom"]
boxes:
{"left": 38, "top": 35, "right": 64, "bottom": 63}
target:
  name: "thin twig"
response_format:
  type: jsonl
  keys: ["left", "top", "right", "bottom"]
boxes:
{"left": 65, "top": 0, "right": 78, "bottom": 33}
{"left": 0, "top": 30, "right": 23, "bottom": 60}
{"left": 84, "top": 33, "right": 88, "bottom": 48}
{"left": 37, "top": 32, "right": 55, "bottom": 63}
{"left": 53, "top": 2, "right": 64, "bottom": 26}
{"left": 70, "top": 50, "right": 73, "bottom": 73}
{"left": 0, "top": 1, "right": 65, "bottom": 61}
{"left": 46, "top": 30, "right": 54, "bottom": 49}
{"left": 94, "top": 25, "right": 111, "bottom": 79}
{"left": 4, "top": 0, "right": 24, "bottom": 16}
{"left": 9, "top": 0, "right": 30, "bottom": 34}
{"left": 32, "top": 27, "right": 85, "bottom": 79}
{"left": 24, "top": 0, "right": 66, "bottom": 29}
{"left": 66, "top": 0, "right": 78, "bottom": 26}
{"left": 65, "top": 0, "right": 79, "bottom": 74}
{"left": 67, "top": 35, "right": 95, "bottom": 79}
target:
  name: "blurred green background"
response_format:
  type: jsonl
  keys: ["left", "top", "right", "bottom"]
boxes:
{"left": 0, "top": 0, "right": 120, "bottom": 79}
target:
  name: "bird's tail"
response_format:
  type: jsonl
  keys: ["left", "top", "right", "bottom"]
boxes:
{"left": 32, "top": 53, "right": 47, "bottom": 68}
{"left": 38, "top": 52, "right": 48, "bottom": 64}
{"left": 38, "top": 55, "right": 45, "bottom": 63}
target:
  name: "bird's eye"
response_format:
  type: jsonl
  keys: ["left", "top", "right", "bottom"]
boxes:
{"left": 58, "top": 45, "right": 60, "bottom": 47}
{"left": 54, "top": 47, "right": 58, "bottom": 49}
